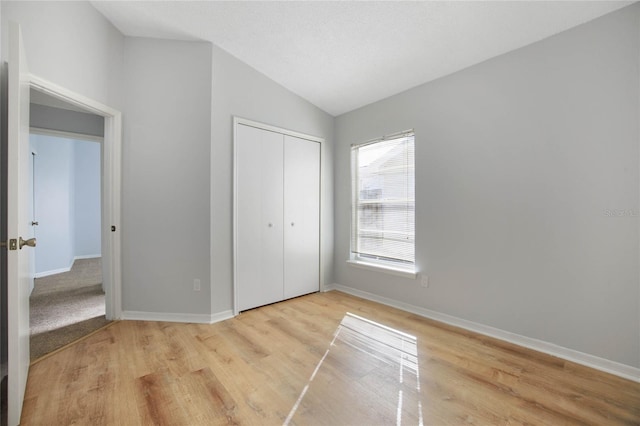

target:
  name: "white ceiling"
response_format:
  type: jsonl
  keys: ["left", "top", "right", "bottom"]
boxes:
{"left": 91, "top": 1, "right": 634, "bottom": 117}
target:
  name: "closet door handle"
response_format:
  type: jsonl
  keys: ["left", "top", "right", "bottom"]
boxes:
{"left": 291, "top": 222, "right": 295, "bottom": 227}
{"left": 268, "top": 223, "right": 273, "bottom": 228}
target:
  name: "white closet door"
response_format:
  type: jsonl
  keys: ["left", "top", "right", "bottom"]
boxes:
{"left": 283, "top": 135, "right": 320, "bottom": 299}
{"left": 236, "top": 125, "right": 284, "bottom": 311}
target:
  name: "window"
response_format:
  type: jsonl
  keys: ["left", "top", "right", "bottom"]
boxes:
{"left": 350, "top": 131, "right": 415, "bottom": 274}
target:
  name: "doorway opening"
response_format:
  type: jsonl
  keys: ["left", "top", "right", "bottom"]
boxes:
{"left": 28, "top": 125, "right": 106, "bottom": 360}
{"left": 20, "top": 79, "right": 122, "bottom": 363}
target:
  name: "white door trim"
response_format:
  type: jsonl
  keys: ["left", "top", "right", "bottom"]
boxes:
{"left": 29, "top": 126, "right": 104, "bottom": 144}
{"left": 29, "top": 74, "right": 122, "bottom": 320}
{"left": 232, "top": 116, "right": 325, "bottom": 316}
{"left": 235, "top": 117, "right": 325, "bottom": 143}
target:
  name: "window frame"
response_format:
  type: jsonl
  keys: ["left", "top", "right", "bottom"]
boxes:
{"left": 349, "top": 130, "right": 417, "bottom": 278}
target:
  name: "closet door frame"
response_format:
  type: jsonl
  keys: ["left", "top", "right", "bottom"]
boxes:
{"left": 232, "top": 116, "right": 325, "bottom": 315}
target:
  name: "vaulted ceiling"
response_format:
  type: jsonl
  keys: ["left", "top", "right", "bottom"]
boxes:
{"left": 91, "top": 1, "right": 633, "bottom": 116}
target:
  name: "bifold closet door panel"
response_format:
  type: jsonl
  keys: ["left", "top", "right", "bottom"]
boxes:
{"left": 236, "top": 124, "right": 284, "bottom": 311}
{"left": 283, "top": 135, "right": 320, "bottom": 299}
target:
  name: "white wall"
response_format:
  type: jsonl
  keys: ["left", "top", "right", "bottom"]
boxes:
{"left": 30, "top": 134, "right": 101, "bottom": 276}
{"left": 121, "top": 37, "right": 212, "bottom": 315}
{"left": 209, "top": 44, "right": 334, "bottom": 314}
{"left": 74, "top": 140, "right": 101, "bottom": 257}
{"left": 334, "top": 4, "right": 640, "bottom": 368}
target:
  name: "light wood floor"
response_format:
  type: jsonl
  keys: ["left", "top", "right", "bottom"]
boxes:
{"left": 21, "top": 291, "right": 640, "bottom": 425}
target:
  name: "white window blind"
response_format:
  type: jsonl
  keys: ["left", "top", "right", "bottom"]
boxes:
{"left": 351, "top": 132, "right": 415, "bottom": 266}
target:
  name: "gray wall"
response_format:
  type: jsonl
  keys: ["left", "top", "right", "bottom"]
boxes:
{"left": 2, "top": 0, "right": 118, "bottom": 279}
{"left": 121, "top": 37, "right": 212, "bottom": 315}
{"left": 6, "top": 0, "right": 636, "bottom": 370}
{"left": 1, "top": 1, "right": 124, "bottom": 110}
{"left": 1, "top": 1, "right": 333, "bottom": 320}
{"left": 30, "top": 103, "right": 104, "bottom": 138}
{"left": 334, "top": 4, "right": 640, "bottom": 368}
{"left": 209, "top": 44, "right": 334, "bottom": 314}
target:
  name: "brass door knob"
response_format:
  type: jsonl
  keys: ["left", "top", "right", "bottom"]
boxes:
{"left": 19, "top": 237, "right": 36, "bottom": 249}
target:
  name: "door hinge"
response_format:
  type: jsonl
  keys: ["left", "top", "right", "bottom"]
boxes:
{"left": 0, "top": 239, "right": 18, "bottom": 250}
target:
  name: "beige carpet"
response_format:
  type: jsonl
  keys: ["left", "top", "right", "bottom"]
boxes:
{"left": 30, "top": 258, "right": 110, "bottom": 360}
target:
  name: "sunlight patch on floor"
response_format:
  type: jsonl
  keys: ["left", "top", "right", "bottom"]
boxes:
{"left": 284, "top": 312, "right": 423, "bottom": 426}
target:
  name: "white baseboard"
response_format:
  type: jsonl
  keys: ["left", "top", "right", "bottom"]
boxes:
{"left": 325, "top": 283, "right": 640, "bottom": 383}
{"left": 74, "top": 254, "right": 101, "bottom": 260}
{"left": 34, "top": 255, "right": 101, "bottom": 278}
{"left": 121, "top": 309, "right": 234, "bottom": 325}
{"left": 34, "top": 265, "right": 72, "bottom": 278}
{"left": 210, "top": 310, "right": 235, "bottom": 323}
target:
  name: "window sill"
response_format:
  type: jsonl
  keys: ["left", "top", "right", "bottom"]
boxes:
{"left": 346, "top": 259, "right": 417, "bottom": 279}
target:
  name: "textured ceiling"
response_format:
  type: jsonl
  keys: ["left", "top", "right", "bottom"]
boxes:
{"left": 91, "top": 1, "right": 634, "bottom": 116}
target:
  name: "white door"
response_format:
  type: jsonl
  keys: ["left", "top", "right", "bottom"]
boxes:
{"left": 236, "top": 124, "right": 284, "bottom": 311}
{"left": 7, "top": 21, "right": 33, "bottom": 426}
{"left": 283, "top": 136, "right": 320, "bottom": 299}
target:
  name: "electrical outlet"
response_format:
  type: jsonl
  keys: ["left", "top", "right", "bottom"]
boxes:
{"left": 420, "top": 275, "right": 429, "bottom": 288}
{"left": 193, "top": 279, "right": 201, "bottom": 291}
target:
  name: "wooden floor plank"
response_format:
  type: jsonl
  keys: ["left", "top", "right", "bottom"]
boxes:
{"left": 21, "top": 291, "right": 640, "bottom": 425}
